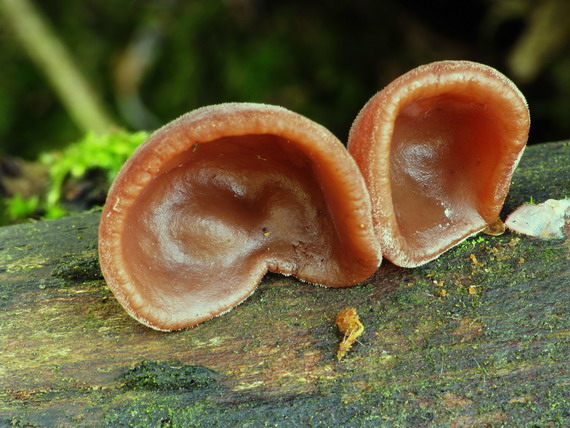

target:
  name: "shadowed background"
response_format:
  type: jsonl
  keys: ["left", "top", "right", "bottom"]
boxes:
{"left": 1, "top": 0, "right": 569, "bottom": 157}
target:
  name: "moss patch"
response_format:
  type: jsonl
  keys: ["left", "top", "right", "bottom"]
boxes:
{"left": 51, "top": 256, "right": 103, "bottom": 281}
{"left": 120, "top": 361, "right": 221, "bottom": 392}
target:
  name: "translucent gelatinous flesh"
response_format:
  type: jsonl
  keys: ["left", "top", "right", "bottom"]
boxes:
{"left": 99, "top": 103, "right": 380, "bottom": 330}
{"left": 390, "top": 95, "right": 504, "bottom": 255}
{"left": 124, "top": 135, "right": 361, "bottom": 323}
{"left": 349, "top": 61, "right": 530, "bottom": 267}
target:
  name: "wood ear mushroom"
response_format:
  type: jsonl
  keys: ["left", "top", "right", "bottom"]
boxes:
{"left": 98, "top": 103, "right": 381, "bottom": 331}
{"left": 99, "top": 61, "right": 530, "bottom": 330}
{"left": 348, "top": 60, "right": 530, "bottom": 267}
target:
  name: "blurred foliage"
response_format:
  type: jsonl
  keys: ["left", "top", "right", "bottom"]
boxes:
{"left": 0, "top": 0, "right": 569, "bottom": 226}
{"left": 4, "top": 193, "right": 40, "bottom": 222}
{"left": 1, "top": 0, "right": 569, "bottom": 159}
{"left": 41, "top": 130, "right": 148, "bottom": 207}
{"left": 1, "top": 130, "right": 147, "bottom": 224}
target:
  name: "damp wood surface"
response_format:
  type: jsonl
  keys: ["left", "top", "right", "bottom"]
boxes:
{"left": 1, "top": 141, "right": 569, "bottom": 427}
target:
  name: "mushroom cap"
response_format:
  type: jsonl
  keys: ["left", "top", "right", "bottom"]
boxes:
{"left": 348, "top": 60, "right": 530, "bottom": 267}
{"left": 99, "top": 103, "right": 381, "bottom": 330}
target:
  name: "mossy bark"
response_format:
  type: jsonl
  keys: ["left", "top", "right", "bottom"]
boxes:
{"left": 1, "top": 142, "right": 569, "bottom": 427}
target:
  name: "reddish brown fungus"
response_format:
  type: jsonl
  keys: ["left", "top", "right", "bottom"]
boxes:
{"left": 348, "top": 60, "right": 530, "bottom": 267}
{"left": 98, "top": 103, "right": 381, "bottom": 330}
{"left": 100, "top": 61, "right": 531, "bottom": 330}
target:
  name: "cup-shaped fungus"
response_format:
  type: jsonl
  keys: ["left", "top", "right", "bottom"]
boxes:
{"left": 99, "top": 103, "right": 381, "bottom": 330}
{"left": 348, "top": 60, "right": 530, "bottom": 267}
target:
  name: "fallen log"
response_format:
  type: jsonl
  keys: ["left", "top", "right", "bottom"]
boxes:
{"left": 1, "top": 141, "right": 569, "bottom": 427}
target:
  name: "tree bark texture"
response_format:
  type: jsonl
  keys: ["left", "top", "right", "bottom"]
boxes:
{"left": 1, "top": 142, "right": 569, "bottom": 427}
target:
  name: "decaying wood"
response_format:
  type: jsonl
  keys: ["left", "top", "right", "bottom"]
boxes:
{"left": 1, "top": 142, "right": 569, "bottom": 427}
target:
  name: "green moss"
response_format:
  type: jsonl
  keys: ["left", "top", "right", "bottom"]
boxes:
{"left": 2, "top": 131, "right": 148, "bottom": 225}
{"left": 505, "top": 142, "right": 570, "bottom": 211}
{"left": 41, "top": 131, "right": 149, "bottom": 208}
{"left": 120, "top": 361, "right": 221, "bottom": 392}
{"left": 96, "top": 369, "right": 568, "bottom": 427}
{"left": 4, "top": 255, "right": 49, "bottom": 273}
{"left": 104, "top": 395, "right": 210, "bottom": 427}
{"left": 51, "top": 256, "right": 103, "bottom": 281}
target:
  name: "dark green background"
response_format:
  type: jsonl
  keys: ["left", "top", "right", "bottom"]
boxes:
{"left": 1, "top": 0, "right": 569, "bottom": 158}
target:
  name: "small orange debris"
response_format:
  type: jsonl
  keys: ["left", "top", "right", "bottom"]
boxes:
{"left": 336, "top": 308, "right": 364, "bottom": 361}
{"left": 470, "top": 254, "right": 484, "bottom": 267}
{"left": 468, "top": 286, "right": 478, "bottom": 295}
{"left": 437, "top": 289, "right": 448, "bottom": 297}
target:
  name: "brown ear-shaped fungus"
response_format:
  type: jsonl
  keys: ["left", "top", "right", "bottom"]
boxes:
{"left": 99, "top": 103, "right": 381, "bottom": 330}
{"left": 348, "top": 60, "right": 530, "bottom": 267}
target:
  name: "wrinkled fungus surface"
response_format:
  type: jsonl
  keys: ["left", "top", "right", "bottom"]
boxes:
{"left": 99, "top": 103, "right": 380, "bottom": 330}
{"left": 349, "top": 61, "right": 530, "bottom": 267}
{"left": 100, "top": 61, "right": 530, "bottom": 330}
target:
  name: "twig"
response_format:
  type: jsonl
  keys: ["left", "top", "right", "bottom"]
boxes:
{"left": 0, "top": 0, "right": 117, "bottom": 134}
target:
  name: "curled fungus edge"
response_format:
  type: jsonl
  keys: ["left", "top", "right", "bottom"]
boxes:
{"left": 98, "top": 60, "right": 530, "bottom": 331}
